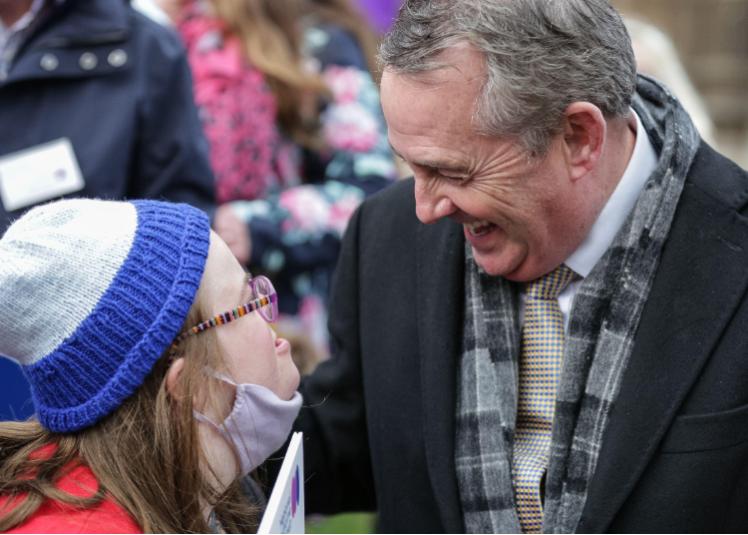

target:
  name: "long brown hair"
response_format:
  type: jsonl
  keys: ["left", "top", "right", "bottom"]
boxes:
{"left": 0, "top": 289, "right": 259, "bottom": 533}
{"left": 209, "top": 0, "right": 329, "bottom": 149}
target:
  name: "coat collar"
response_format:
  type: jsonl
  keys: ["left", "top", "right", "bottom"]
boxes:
{"left": 4, "top": 0, "right": 131, "bottom": 85}
{"left": 416, "top": 217, "right": 466, "bottom": 533}
{"left": 30, "top": 0, "right": 129, "bottom": 48}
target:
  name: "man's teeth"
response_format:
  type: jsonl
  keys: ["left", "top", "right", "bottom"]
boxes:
{"left": 466, "top": 221, "right": 494, "bottom": 236}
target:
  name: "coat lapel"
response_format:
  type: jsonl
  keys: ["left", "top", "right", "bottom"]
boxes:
{"left": 578, "top": 181, "right": 748, "bottom": 532}
{"left": 417, "top": 219, "right": 465, "bottom": 533}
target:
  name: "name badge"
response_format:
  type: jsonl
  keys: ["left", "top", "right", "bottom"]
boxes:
{"left": 0, "top": 138, "right": 85, "bottom": 212}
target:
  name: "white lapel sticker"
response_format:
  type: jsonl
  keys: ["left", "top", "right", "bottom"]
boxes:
{"left": 0, "top": 138, "right": 85, "bottom": 212}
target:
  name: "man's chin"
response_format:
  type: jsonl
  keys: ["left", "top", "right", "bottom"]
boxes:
{"left": 471, "top": 248, "right": 518, "bottom": 278}
{"left": 470, "top": 246, "right": 544, "bottom": 282}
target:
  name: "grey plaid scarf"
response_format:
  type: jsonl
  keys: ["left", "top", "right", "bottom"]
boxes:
{"left": 455, "top": 77, "right": 702, "bottom": 533}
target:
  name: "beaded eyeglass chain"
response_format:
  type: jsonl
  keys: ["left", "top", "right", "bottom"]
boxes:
{"left": 170, "top": 274, "right": 278, "bottom": 353}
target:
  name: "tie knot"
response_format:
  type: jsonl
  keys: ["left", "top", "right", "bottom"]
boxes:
{"left": 526, "top": 264, "right": 576, "bottom": 300}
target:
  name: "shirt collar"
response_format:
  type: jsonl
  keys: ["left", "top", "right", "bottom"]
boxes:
{"left": 564, "top": 108, "right": 659, "bottom": 278}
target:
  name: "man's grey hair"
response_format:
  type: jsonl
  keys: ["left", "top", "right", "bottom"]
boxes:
{"left": 380, "top": 0, "right": 637, "bottom": 156}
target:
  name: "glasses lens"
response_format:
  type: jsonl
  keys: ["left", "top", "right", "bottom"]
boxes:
{"left": 250, "top": 276, "right": 278, "bottom": 322}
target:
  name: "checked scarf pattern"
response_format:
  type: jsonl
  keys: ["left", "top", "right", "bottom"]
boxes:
{"left": 455, "top": 76, "right": 701, "bottom": 533}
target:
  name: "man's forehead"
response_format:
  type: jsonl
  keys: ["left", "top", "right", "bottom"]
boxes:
{"left": 383, "top": 44, "right": 487, "bottom": 88}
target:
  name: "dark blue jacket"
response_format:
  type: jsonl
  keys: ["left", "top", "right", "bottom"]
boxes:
{"left": 0, "top": 0, "right": 215, "bottom": 420}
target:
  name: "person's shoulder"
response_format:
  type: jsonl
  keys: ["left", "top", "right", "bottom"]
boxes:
{"left": 361, "top": 179, "right": 415, "bottom": 214}
{"left": 126, "top": 1, "right": 186, "bottom": 62}
{"left": 687, "top": 141, "right": 748, "bottom": 214}
{"left": 6, "top": 501, "right": 141, "bottom": 534}
{"left": 352, "top": 179, "right": 422, "bottom": 241}
{"left": 3, "top": 464, "right": 141, "bottom": 534}
{"left": 306, "top": 22, "right": 367, "bottom": 71}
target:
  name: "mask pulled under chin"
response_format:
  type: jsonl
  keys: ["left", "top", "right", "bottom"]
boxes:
{"left": 194, "top": 371, "right": 302, "bottom": 476}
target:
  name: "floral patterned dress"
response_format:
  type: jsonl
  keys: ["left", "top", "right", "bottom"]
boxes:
{"left": 179, "top": 6, "right": 397, "bottom": 362}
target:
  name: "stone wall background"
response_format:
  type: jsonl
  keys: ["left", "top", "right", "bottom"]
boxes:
{"left": 613, "top": 0, "right": 748, "bottom": 167}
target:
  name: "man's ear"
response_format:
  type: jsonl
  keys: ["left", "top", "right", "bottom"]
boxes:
{"left": 562, "top": 102, "right": 606, "bottom": 181}
{"left": 165, "top": 357, "right": 186, "bottom": 400}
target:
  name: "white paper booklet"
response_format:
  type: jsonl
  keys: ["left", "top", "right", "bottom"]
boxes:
{"left": 258, "top": 432, "right": 304, "bottom": 534}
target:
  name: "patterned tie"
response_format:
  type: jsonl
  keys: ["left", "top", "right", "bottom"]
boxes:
{"left": 512, "top": 264, "right": 576, "bottom": 533}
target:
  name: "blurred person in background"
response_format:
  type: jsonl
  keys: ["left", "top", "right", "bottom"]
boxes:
{"left": 0, "top": 0, "right": 215, "bottom": 422}
{"left": 131, "top": 0, "right": 173, "bottom": 25}
{"left": 356, "top": 0, "right": 401, "bottom": 35}
{"left": 161, "top": 0, "right": 397, "bottom": 372}
{"left": 625, "top": 16, "right": 716, "bottom": 144}
{"left": 0, "top": 199, "right": 301, "bottom": 533}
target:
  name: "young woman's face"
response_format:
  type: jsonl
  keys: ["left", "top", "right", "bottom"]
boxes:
{"left": 201, "top": 231, "right": 300, "bottom": 400}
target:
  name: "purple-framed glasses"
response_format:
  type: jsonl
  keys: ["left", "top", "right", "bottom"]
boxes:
{"left": 172, "top": 274, "right": 278, "bottom": 347}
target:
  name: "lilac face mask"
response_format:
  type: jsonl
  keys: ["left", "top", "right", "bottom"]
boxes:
{"left": 194, "top": 371, "right": 302, "bottom": 476}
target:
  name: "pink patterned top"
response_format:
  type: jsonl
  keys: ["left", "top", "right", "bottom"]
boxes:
{"left": 178, "top": 3, "right": 295, "bottom": 203}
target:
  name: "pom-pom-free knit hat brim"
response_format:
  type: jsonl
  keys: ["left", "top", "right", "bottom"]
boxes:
{"left": 0, "top": 200, "right": 210, "bottom": 433}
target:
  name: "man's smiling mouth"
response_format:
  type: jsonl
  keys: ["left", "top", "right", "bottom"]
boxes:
{"left": 465, "top": 220, "right": 496, "bottom": 237}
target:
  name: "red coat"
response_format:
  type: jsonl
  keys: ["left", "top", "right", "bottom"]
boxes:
{"left": 0, "top": 448, "right": 140, "bottom": 534}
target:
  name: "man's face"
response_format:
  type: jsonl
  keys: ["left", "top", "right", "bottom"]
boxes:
{"left": 381, "top": 45, "right": 589, "bottom": 282}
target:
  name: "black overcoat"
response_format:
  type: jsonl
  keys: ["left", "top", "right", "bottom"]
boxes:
{"left": 298, "top": 142, "right": 748, "bottom": 533}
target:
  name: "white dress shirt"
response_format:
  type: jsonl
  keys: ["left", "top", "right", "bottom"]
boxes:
{"left": 520, "top": 109, "right": 659, "bottom": 330}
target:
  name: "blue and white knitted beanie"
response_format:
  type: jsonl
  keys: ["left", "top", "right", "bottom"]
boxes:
{"left": 0, "top": 199, "right": 210, "bottom": 433}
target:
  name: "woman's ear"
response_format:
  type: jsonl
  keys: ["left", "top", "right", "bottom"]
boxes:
{"left": 165, "top": 357, "right": 186, "bottom": 400}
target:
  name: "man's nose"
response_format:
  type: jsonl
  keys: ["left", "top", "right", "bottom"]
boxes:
{"left": 414, "top": 178, "right": 456, "bottom": 224}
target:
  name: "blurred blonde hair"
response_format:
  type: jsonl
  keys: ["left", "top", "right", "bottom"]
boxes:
{"left": 210, "top": 0, "right": 329, "bottom": 149}
{"left": 625, "top": 16, "right": 715, "bottom": 143}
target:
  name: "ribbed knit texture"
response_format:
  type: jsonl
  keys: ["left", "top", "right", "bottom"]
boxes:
{"left": 0, "top": 201, "right": 136, "bottom": 363}
{"left": 0, "top": 199, "right": 210, "bottom": 433}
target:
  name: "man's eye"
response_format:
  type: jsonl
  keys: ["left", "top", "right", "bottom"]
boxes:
{"left": 436, "top": 170, "right": 467, "bottom": 182}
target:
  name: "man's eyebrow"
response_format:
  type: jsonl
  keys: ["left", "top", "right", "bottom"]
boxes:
{"left": 388, "top": 143, "right": 470, "bottom": 175}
